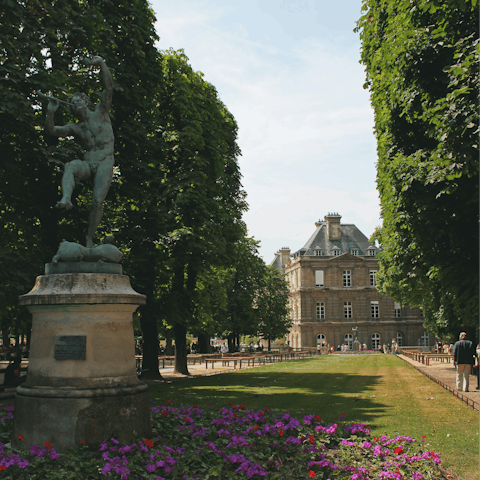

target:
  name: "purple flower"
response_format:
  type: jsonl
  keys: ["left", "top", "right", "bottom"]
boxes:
{"left": 145, "top": 463, "right": 157, "bottom": 472}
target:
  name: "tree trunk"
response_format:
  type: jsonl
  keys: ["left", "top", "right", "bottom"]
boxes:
{"left": 198, "top": 333, "right": 211, "bottom": 353}
{"left": 139, "top": 306, "right": 162, "bottom": 380}
{"left": 227, "top": 333, "right": 235, "bottom": 353}
{"left": 165, "top": 330, "right": 173, "bottom": 355}
{"left": 174, "top": 323, "right": 189, "bottom": 375}
{"left": 268, "top": 337, "right": 271, "bottom": 351}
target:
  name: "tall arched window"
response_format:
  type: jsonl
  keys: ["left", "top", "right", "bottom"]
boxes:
{"left": 344, "top": 333, "right": 353, "bottom": 350}
{"left": 317, "top": 334, "right": 327, "bottom": 347}
{"left": 396, "top": 332, "right": 403, "bottom": 346}
{"left": 371, "top": 333, "right": 381, "bottom": 350}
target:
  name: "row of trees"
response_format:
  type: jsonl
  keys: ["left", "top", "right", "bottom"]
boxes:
{"left": 356, "top": 0, "right": 478, "bottom": 337}
{"left": 0, "top": 0, "right": 291, "bottom": 376}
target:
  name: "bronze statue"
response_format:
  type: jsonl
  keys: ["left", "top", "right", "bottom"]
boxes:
{"left": 42, "top": 56, "right": 114, "bottom": 249}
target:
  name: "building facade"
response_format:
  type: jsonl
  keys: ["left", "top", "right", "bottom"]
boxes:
{"left": 271, "top": 214, "right": 435, "bottom": 350}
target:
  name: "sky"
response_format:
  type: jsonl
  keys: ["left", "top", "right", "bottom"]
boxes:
{"left": 149, "top": 0, "right": 381, "bottom": 262}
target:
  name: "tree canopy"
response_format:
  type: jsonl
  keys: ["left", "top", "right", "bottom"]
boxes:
{"left": 0, "top": 0, "right": 162, "bottom": 347}
{"left": 357, "top": 0, "right": 479, "bottom": 336}
{"left": 0, "top": 1, "right": 291, "bottom": 368}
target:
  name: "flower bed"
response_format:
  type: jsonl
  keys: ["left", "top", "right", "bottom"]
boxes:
{"left": 0, "top": 402, "right": 445, "bottom": 479}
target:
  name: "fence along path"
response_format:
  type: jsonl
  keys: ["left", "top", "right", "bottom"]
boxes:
{"left": 398, "top": 353, "right": 479, "bottom": 412}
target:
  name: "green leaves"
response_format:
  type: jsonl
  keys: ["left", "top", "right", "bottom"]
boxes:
{"left": 358, "top": 0, "right": 479, "bottom": 334}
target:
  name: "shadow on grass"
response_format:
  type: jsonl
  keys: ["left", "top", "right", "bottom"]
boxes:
{"left": 148, "top": 366, "right": 390, "bottom": 427}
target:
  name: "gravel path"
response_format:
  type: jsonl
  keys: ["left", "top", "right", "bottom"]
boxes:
{"left": 397, "top": 354, "right": 479, "bottom": 409}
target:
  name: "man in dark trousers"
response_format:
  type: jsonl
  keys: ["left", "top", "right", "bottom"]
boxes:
{"left": 453, "top": 332, "right": 477, "bottom": 392}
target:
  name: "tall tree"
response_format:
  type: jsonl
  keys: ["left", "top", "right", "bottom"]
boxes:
{"left": 156, "top": 49, "right": 247, "bottom": 374}
{"left": 220, "top": 235, "right": 267, "bottom": 351}
{"left": 256, "top": 266, "right": 291, "bottom": 351}
{"left": 357, "top": 0, "right": 479, "bottom": 337}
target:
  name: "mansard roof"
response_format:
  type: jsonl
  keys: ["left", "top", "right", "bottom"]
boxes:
{"left": 270, "top": 253, "right": 284, "bottom": 273}
{"left": 293, "top": 221, "right": 379, "bottom": 257}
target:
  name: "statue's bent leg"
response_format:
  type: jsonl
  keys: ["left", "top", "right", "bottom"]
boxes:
{"left": 86, "top": 160, "right": 113, "bottom": 248}
{"left": 56, "top": 160, "right": 91, "bottom": 210}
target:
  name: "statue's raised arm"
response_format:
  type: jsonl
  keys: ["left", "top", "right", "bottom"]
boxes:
{"left": 87, "top": 56, "right": 113, "bottom": 114}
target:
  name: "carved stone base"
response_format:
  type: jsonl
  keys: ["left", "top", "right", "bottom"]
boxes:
{"left": 13, "top": 271, "right": 149, "bottom": 452}
{"left": 13, "top": 386, "right": 150, "bottom": 451}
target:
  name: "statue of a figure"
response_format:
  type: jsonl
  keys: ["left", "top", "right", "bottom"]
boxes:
{"left": 44, "top": 56, "right": 114, "bottom": 248}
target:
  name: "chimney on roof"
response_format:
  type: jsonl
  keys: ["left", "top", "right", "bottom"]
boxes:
{"left": 324, "top": 213, "right": 342, "bottom": 240}
{"left": 278, "top": 247, "right": 291, "bottom": 266}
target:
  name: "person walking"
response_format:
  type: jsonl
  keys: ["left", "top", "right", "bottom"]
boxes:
{"left": 453, "top": 332, "right": 477, "bottom": 392}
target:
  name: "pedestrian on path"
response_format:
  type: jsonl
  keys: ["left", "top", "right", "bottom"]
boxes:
{"left": 453, "top": 332, "right": 477, "bottom": 392}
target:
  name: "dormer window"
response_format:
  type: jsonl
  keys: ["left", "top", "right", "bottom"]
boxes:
{"left": 367, "top": 245, "right": 376, "bottom": 256}
{"left": 314, "top": 249, "right": 323, "bottom": 256}
{"left": 351, "top": 249, "right": 358, "bottom": 256}
{"left": 333, "top": 247, "right": 341, "bottom": 256}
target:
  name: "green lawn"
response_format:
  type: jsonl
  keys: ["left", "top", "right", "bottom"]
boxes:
{"left": 149, "top": 354, "right": 479, "bottom": 478}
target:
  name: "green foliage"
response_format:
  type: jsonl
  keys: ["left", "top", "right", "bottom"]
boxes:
{"left": 357, "top": 0, "right": 479, "bottom": 336}
{"left": 256, "top": 266, "right": 292, "bottom": 348}
{"left": 216, "top": 235, "right": 268, "bottom": 341}
{"left": 0, "top": 0, "right": 161, "bottom": 340}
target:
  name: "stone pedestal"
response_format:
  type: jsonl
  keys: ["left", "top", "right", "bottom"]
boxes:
{"left": 13, "top": 265, "right": 150, "bottom": 452}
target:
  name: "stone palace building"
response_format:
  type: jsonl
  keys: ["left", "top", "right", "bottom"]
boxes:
{"left": 271, "top": 213, "right": 435, "bottom": 350}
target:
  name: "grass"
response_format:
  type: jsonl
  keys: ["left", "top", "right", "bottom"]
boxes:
{"left": 149, "top": 354, "right": 479, "bottom": 478}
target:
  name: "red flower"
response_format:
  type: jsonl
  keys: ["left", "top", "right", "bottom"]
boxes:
{"left": 340, "top": 413, "right": 346, "bottom": 417}
{"left": 144, "top": 438, "right": 154, "bottom": 448}
{"left": 309, "top": 470, "right": 316, "bottom": 478}
{"left": 193, "top": 404, "right": 198, "bottom": 408}
{"left": 314, "top": 415, "right": 321, "bottom": 421}
{"left": 232, "top": 405, "right": 236, "bottom": 408}
{"left": 233, "top": 414, "right": 237, "bottom": 418}
{"left": 259, "top": 411, "right": 264, "bottom": 416}
{"left": 278, "top": 428, "right": 284, "bottom": 436}
{"left": 184, "top": 417, "right": 190, "bottom": 423}
{"left": 254, "top": 425, "right": 259, "bottom": 430}
{"left": 394, "top": 446, "right": 404, "bottom": 455}
{"left": 0, "top": 465, "right": 6, "bottom": 471}
{"left": 166, "top": 399, "right": 172, "bottom": 404}
{"left": 239, "top": 404, "right": 245, "bottom": 409}
{"left": 80, "top": 440, "right": 85, "bottom": 445}
{"left": 228, "top": 401, "right": 233, "bottom": 404}
{"left": 309, "top": 434, "right": 315, "bottom": 443}
{"left": 44, "top": 441, "right": 52, "bottom": 450}
{"left": 374, "top": 437, "right": 380, "bottom": 442}
{"left": 17, "top": 435, "right": 24, "bottom": 440}
{"left": 161, "top": 410, "right": 169, "bottom": 417}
